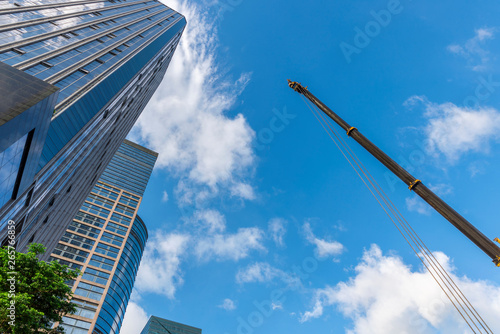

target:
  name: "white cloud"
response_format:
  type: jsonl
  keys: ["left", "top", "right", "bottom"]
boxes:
{"left": 447, "top": 27, "right": 496, "bottom": 71}
{"left": 303, "top": 222, "right": 344, "bottom": 259}
{"left": 407, "top": 96, "right": 500, "bottom": 162}
{"left": 230, "top": 182, "right": 256, "bottom": 200}
{"left": 236, "top": 262, "right": 300, "bottom": 287}
{"left": 405, "top": 196, "right": 431, "bottom": 215}
{"left": 301, "top": 244, "right": 500, "bottom": 334}
{"left": 219, "top": 298, "right": 237, "bottom": 311}
{"left": 135, "top": 231, "right": 190, "bottom": 298}
{"left": 195, "top": 227, "right": 265, "bottom": 261}
{"left": 193, "top": 209, "right": 226, "bottom": 233}
{"left": 130, "top": 0, "right": 255, "bottom": 204}
{"left": 119, "top": 301, "right": 149, "bottom": 334}
{"left": 161, "top": 190, "right": 169, "bottom": 202}
{"left": 268, "top": 218, "right": 287, "bottom": 247}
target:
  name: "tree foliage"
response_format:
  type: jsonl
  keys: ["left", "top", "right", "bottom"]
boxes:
{"left": 0, "top": 243, "right": 80, "bottom": 333}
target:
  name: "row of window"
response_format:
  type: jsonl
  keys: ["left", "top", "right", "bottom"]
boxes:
{"left": 74, "top": 281, "right": 104, "bottom": 301}
{"left": 91, "top": 184, "right": 118, "bottom": 200}
{"left": 81, "top": 201, "right": 110, "bottom": 218}
{"left": 82, "top": 267, "right": 110, "bottom": 286}
{"left": 61, "top": 316, "right": 91, "bottom": 334}
{"left": 60, "top": 231, "right": 95, "bottom": 250}
{"left": 52, "top": 244, "right": 89, "bottom": 263}
{"left": 68, "top": 220, "right": 101, "bottom": 238}
{"left": 72, "top": 298, "right": 99, "bottom": 320}
{"left": 75, "top": 211, "right": 105, "bottom": 228}
{"left": 88, "top": 254, "right": 115, "bottom": 272}
{"left": 105, "top": 221, "right": 128, "bottom": 236}
{"left": 87, "top": 193, "right": 115, "bottom": 209}
{"left": 100, "top": 231, "right": 123, "bottom": 246}
{"left": 48, "top": 256, "right": 82, "bottom": 270}
{"left": 95, "top": 242, "right": 120, "bottom": 258}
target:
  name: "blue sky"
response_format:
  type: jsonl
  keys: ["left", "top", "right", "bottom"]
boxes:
{"left": 122, "top": 0, "right": 500, "bottom": 333}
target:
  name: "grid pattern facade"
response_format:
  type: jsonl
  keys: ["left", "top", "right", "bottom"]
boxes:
{"left": 48, "top": 140, "right": 157, "bottom": 334}
{"left": 0, "top": 0, "right": 185, "bottom": 254}
{"left": 140, "top": 316, "right": 202, "bottom": 334}
{"left": 100, "top": 139, "right": 157, "bottom": 196}
{"left": 0, "top": 0, "right": 184, "bottom": 168}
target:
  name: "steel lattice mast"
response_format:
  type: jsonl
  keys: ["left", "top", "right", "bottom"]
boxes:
{"left": 288, "top": 80, "right": 500, "bottom": 266}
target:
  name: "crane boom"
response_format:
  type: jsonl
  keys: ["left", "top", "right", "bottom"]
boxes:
{"left": 288, "top": 80, "right": 500, "bottom": 266}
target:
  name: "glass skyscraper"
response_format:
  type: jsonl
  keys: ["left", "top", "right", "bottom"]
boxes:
{"left": 140, "top": 316, "right": 202, "bottom": 334}
{"left": 49, "top": 139, "right": 157, "bottom": 334}
{"left": 0, "top": 0, "right": 185, "bottom": 252}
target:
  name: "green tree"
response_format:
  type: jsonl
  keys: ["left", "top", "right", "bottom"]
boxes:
{"left": 0, "top": 243, "right": 80, "bottom": 333}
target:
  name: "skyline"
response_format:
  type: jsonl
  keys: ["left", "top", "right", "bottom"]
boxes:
{"left": 122, "top": 0, "right": 500, "bottom": 333}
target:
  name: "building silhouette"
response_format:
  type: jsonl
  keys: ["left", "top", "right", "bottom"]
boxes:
{"left": 0, "top": 0, "right": 185, "bottom": 256}
{"left": 50, "top": 139, "right": 157, "bottom": 334}
{"left": 140, "top": 316, "right": 202, "bottom": 334}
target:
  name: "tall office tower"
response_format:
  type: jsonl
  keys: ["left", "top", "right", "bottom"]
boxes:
{"left": 49, "top": 139, "right": 157, "bottom": 334}
{"left": 140, "top": 316, "right": 202, "bottom": 334}
{"left": 0, "top": 0, "right": 185, "bottom": 253}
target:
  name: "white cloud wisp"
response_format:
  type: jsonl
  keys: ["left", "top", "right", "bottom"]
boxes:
{"left": 236, "top": 262, "right": 301, "bottom": 288}
{"left": 447, "top": 27, "right": 496, "bottom": 71}
{"left": 303, "top": 222, "right": 344, "bottom": 259}
{"left": 130, "top": 0, "right": 255, "bottom": 205}
{"left": 268, "top": 218, "right": 287, "bottom": 247}
{"left": 405, "top": 96, "right": 500, "bottom": 162}
{"left": 219, "top": 298, "right": 237, "bottom": 311}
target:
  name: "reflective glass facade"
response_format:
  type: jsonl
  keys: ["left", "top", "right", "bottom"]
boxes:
{"left": 0, "top": 0, "right": 184, "bottom": 168}
{"left": 0, "top": 0, "right": 185, "bottom": 253}
{"left": 0, "top": 61, "right": 57, "bottom": 218}
{"left": 0, "top": 134, "right": 27, "bottom": 207}
{"left": 49, "top": 140, "right": 157, "bottom": 334}
{"left": 140, "top": 316, "right": 202, "bottom": 334}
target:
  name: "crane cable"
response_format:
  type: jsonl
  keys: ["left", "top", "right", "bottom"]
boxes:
{"left": 309, "top": 98, "right": 491, "bottom": 334}
{"left": 297, "top": 92, "right": 493, "bottom": 334}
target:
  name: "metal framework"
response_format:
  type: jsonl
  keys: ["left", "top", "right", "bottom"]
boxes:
{"left": 288, "top": 79, "right": 500, "bottom": 266}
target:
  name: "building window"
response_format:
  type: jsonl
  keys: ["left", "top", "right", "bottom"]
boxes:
{"left": 95, "top": 243, "right": 120, "bottom": 258}
{"left": 72, "top": 299, "right": 98, "bottom": 319}
{"left": 60, "top": 232, "right": 95, "bottom": 250}
{"left": 74, "top": 282, "right": 104, "bottom": 301}
{"left": 52, "top": 244, "right": 89, "bottom": 263}
{"left": 67, "top": 221, "right": 100, "bottom": 239}
{"left": 81, "top": 268, "right": 110, "bottom": 285}
{"left": 88, "top": 255, "right": 114, "bottom": 271}
{"left": 60, "top": 316, "right": 91, "bottom": 333}
{"left": 48, "top": 257, "right": 82, "bottom": 270}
